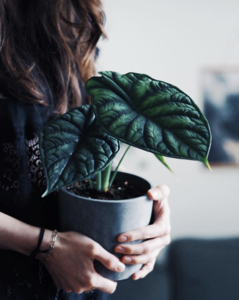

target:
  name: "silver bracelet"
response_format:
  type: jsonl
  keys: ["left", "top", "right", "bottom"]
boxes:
{"left": 43, "top": 230, "right": 58, "bottom": 264}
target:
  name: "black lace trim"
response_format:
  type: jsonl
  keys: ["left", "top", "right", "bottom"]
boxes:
{"left": 26, "top": 134, "right": 46, "bottom": 189}
{"left": 0, "top": 134, "right": 46, "bottom": 193}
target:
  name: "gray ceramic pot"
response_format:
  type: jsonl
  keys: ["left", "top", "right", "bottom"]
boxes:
{"left": 58, "top": 172, "right": 153, "bottom": 281}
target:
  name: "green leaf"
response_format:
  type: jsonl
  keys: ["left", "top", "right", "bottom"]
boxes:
{"left": 86, "top": 71, "right": 211, "bottom": 165}
{"left": 39, "top": 105, "right": 120, "bottom": 196}
{"left": 155, "top": 154, "right": 174, "bottom": 174}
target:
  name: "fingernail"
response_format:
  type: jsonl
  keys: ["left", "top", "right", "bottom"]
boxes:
{"left": 116, "top": 263, "right": 125, "bottom": 272}
{"left": 118, "top": 235, "right": 128, "bottom": 242}
{"left": 115, "top": 246, "right": 125, "bottom": 252}
{"left": 123, "top": 257, "right": 132, "bottom": 263}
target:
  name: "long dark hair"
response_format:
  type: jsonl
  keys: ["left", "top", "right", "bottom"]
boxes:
{"left": 0, "top": 0, "right": 106, "bottom": 114}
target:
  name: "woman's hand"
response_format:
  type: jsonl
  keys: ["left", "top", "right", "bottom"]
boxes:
{"left": 114, "top": 185, "right": 171, "bottom": 280}
{"left": 38, "top": 231, "right": 125, "bottom": 294}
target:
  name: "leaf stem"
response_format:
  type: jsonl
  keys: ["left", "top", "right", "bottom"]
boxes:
{"left": 88, "top": 177, "right": 93, "bottom": 189}
{"left": 96, "top": 172, "right": 102, "bottom": 191}
{"left": 109, "top": 145, "right": 131, "bottom": 188}
{"left": 102, "top": 162, "right": 113, "bottom": 192}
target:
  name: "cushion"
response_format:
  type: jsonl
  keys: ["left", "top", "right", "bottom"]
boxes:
{"left": 168, "top": 238, "right": 239, "bottom": 300}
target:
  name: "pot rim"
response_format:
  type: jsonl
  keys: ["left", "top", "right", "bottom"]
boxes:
{"left": 60, "top": 171, "right": 152, "bottom": 204}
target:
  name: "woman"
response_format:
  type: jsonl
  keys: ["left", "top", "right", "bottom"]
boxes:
{"left": 0, "top": 0, "right": 171, "bottom": 299}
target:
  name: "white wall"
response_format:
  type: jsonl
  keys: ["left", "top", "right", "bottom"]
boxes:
{"left": 97, "top": 0, "right": 239, "bottom": 239}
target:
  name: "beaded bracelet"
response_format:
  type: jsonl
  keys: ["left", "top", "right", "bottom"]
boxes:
{"left": 43, "top": 230, "right": 58, "bottom": 264}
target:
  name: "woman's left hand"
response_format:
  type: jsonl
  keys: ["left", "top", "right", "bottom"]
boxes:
{"left": 115, "top": 185, "right": 171, "bottom": 280}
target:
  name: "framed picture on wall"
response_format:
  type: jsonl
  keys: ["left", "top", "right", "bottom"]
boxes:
{"left": 202, "top": 68, "right": 239, "bottom": 165}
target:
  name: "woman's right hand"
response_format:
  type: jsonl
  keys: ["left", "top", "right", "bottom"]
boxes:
{"left": 37, "top": 231, "right": 125, "bottom": 294}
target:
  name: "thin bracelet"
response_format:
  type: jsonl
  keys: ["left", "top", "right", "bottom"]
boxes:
{"left": 43, "top": 230, "right": 58, "bottom": 264}
{"left": 30, "top": 228, "right": 49, "bottom": 259}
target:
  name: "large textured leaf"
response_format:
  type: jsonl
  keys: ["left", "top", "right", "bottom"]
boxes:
{"left": 39, "top": 105, "right": 120, "bottom": 196}
{"left": 85, "top": 71, "right": 211, "bottom": 165}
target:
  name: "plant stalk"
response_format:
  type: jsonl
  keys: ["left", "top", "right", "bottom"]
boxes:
{"left": 109, "top": 145, "right": 131, "bottom": 188}
{"left": 102, "top": 162, "right": 113, "bottom": 192}
{"left": 96, "top": 172, "right": 102, "bottom": 192}
{"left": 88, "top": 177, "right": 93, "bottom": 189}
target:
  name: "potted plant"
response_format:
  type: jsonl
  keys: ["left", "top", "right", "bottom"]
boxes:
{"left": 39, "top": 71, "right": 211, "bottom": 281}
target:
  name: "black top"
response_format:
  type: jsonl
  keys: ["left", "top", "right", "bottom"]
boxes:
{"left": 0, "top": 86, "right": 110, "bottom": 300}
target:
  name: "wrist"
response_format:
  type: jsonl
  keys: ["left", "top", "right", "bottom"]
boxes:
{"left": 12, "top": 225, "right": 40, "bottom": 256}
{"left": 35, "top": 229, "right": 58, "bottom": 262}
{"left": 0, "top": 213, "right": 50, "bottom": 257}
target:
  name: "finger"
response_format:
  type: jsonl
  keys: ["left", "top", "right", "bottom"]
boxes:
{"left": 93, "top": 243, "right": 125, "bottom": 272}
{"left": 147, "top": 185, "right": 170, "bottom": 201}
{"left": 132, "top": 259, "right": 156, "bottom": 280}
{"left": 91, "top": 273, "right": 118, "bottom": 294}
{"left": 121, "top": 249, "right": 161, "bottom": 265}
{"left": 115, "top": 235, "right": 171, "bottom": 255}
{"left": 118, "top": 221, "right": 171, "bottom": 242}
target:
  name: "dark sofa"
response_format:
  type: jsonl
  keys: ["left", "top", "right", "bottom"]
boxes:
{"left": 111, "top": 238, "right": 239, "bottom": 300}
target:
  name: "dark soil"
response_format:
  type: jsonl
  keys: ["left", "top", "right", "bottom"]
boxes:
{"left": 67, "top": 179, "right": 145, "bottom": 200}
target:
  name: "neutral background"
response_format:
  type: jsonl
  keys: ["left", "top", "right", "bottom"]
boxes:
{"left": 97, "top": 0, "right": 239, "bottom": 239}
